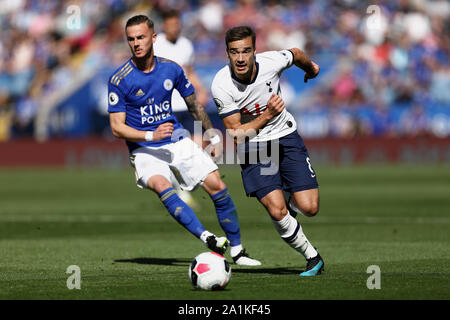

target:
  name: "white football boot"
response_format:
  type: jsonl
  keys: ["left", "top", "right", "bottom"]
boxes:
{"left": 205, "top": 235, "right": 229, "bottom": 255}
{"left": 232, "top": 249, "right": 262, "bottom": 266}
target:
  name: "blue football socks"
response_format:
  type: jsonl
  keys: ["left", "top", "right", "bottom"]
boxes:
{"left": 210, "top": 188, "right": 241, "bottom": 247}
{"left": 159, "top": 187, "right": 206, "bottom": 238}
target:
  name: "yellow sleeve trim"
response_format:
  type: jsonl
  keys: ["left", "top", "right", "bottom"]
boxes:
{"left": 111, "top": 63, "right": 131, "bottom": 86}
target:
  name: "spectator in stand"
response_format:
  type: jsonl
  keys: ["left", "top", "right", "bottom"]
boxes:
{"left": 0, "top": 0, "right": 448, "bottom": 140}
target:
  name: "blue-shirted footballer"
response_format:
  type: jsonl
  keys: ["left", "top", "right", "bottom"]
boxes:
{"left": 108, "top": 55, "right": 193, "bottom": 151}
{"left": 107, "top": 15, "right": 260, "bottom": 266}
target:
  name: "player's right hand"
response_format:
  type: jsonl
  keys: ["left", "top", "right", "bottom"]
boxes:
{"left": 153, "top": 122, "right": 174, "bottom": 141}
{"left": 265, "top": 94, "right": 285, "bottom": 119}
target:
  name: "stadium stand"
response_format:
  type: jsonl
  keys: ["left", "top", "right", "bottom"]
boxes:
{"left": 0, "top": 0, "right": 449, "bottom": 141}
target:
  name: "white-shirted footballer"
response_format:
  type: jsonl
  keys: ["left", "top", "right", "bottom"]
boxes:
{"left": 214, "top": 25, "right": 324, "bottom": 276}
{"left": 154, "top": 33, "right": 195, "bottom": 66}
{"left": 211, "top": 50, "right": 297, "bottom": 142}
{"left": 154, "top": 33, "right": 194, "bottom": 112}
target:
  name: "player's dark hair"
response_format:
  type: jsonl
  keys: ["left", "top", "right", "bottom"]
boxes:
{"left": 161, "top": 8, "right": 180, "bottom": 21}
{"left": 125, "top": 15, "right": 154, "bottom": 31}
{"left": 225, "top": 26, "right": 256, "bottom": 49}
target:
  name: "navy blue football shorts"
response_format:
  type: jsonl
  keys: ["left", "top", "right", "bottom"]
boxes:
{"left": 239, "top": 130, "right": 319, "bottom": 201}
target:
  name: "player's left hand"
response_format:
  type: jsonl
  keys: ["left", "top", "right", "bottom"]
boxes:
{"left": 304, "top": 61, "right": 320, "bottom": 83}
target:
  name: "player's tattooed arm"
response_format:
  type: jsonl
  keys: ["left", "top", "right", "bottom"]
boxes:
{"left": 184, "top": 93, "right": 214, "bottom": 131}
{"left": 288, "top": 48, "right": 320, "bottom": 83}
{"left": 185, "top": 93, "right": 222, "bottom": 159}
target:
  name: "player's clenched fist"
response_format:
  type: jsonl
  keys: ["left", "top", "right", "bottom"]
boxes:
{"left": 304, "top": 61, "right": 320, "bottom": 83}
{"left": 265, "top": 94, "right": 285, "bottom": 119}
{"left": 153, "top": 122, "right": 174, "bottom": 140}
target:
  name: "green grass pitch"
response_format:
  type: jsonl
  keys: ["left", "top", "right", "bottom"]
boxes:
{"left": 0, "top": 164, "right": 449, "bottom": 300}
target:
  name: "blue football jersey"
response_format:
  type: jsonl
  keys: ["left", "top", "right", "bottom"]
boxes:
{"left": 108, "top": 56, "right": 194, "bottom": 152}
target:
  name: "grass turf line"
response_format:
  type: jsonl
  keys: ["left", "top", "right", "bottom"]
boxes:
{"left": 0, "top": 165, "right": 449, "bottom": 299}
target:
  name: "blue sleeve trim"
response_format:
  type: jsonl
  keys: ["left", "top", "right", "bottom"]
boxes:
{"left": 219, "top": 109, "right": 240, "bottom": 119}
{"left": 180, "top": 86, "right": 195, "bottom": 98}
{"left": 107, "top": 106, "right": 126, "bottom": 113}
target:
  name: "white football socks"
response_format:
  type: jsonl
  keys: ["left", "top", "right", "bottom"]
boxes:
{"left": 200, "top": 231, "right": 214, "bottom": 244}
{"left": 230, "top": 244, "right": 243, "bottom": 258}
{"left": 272, "top": 214, "right": 317, "bottom": 259}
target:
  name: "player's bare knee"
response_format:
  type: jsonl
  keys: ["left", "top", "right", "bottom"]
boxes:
{"left": 215, "top": 179, "right": 227, "bottom": 193}
{"left": 147, "top": 176, "right": 172, "bottom": 194}
{"left": 300, "top": 202, "right": 319, "bottom": 217}
{"left": 292, "top": 192, "right": 319, "bottom": 217}
{"left": 267, "top": 203, "right": 288, "bottom": 221}
{"left": 203, "top": 171, "right": 227, "bottom": 195}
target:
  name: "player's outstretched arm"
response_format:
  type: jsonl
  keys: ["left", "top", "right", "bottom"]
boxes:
{"left": 288, "top": 48, "right": 320, "bottom": 83}
{"left": 109, "top": 112, "right": 173, "bottom": 142}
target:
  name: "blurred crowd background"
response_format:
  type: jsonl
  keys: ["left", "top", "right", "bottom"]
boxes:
{"left": 0, "top": 0, "right": 449, "bottom": 141}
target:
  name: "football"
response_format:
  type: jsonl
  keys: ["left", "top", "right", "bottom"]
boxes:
{"left": 188, "top": 252, "right": 231, "bottom": 290}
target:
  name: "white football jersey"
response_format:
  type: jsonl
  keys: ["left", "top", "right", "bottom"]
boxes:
{"left": 211, "top": 50, "right": 297, "bottom": 142}
{"left": 154, "top": 33, "right": 194, "bottom": 112}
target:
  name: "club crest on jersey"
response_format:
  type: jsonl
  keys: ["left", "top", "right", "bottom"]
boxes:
{"left": 163, "top": 79, "right": 173, "bottom": 91}
{"left": 109, "top": 92, "right": 119, "bottom": 105}
{"left": 213, "top": 98, "right": 224, "bottom": 112}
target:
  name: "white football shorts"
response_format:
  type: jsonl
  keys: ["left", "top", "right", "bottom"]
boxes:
{"left": 130, "top": 138, "right": 218, "bottom": 191}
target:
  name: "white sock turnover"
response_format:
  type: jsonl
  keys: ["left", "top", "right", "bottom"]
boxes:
{"left": 200, "top": 231, "right": 214, "bottom": 244}
{"left": 230, "top": 244, "right": 243, "bottom": 258}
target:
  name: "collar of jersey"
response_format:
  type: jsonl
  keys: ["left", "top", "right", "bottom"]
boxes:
{"left": 129, "top": 57, "right": 160, "bottom": 75}
{"left": 230, "top": 62, "right": 259, "bottom": 85}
